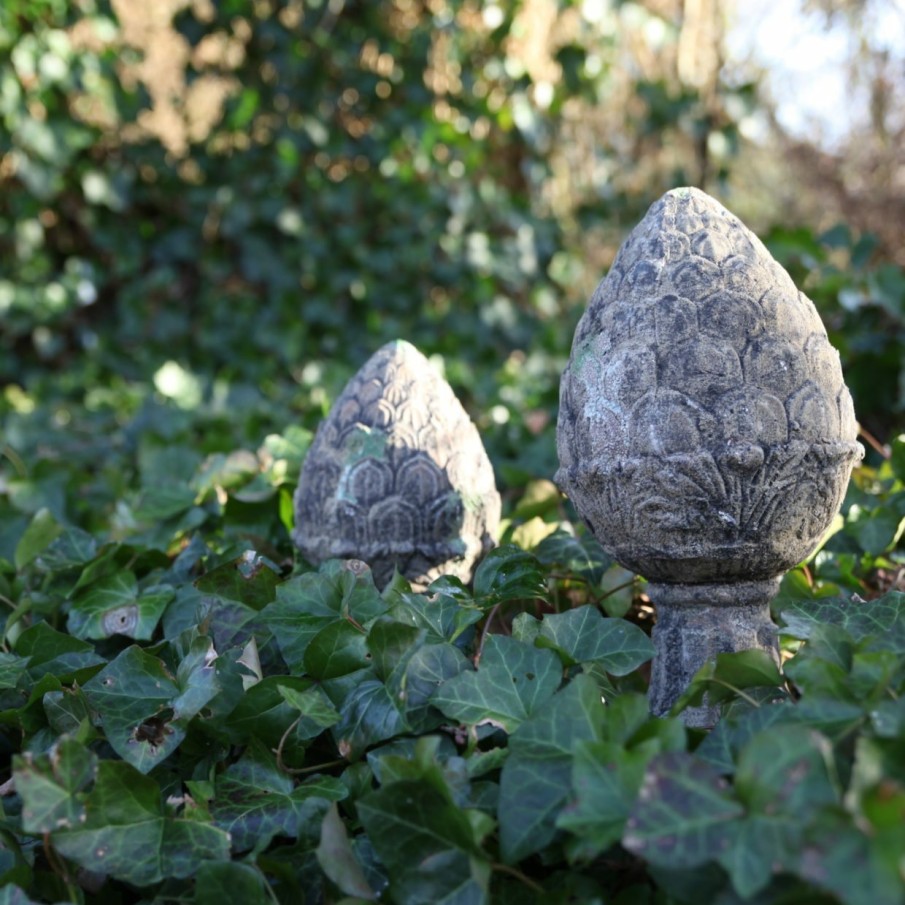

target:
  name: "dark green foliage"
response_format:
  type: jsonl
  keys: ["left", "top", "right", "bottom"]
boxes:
{"left": 2, "top": 1, "right": 905, "bottom": 903}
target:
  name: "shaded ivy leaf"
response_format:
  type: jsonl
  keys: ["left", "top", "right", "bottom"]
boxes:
{"left": 795, "top": 813, "right": 904, "bottom": 905}
{"left": 68, "top": 572, "right": 174, "bottom": 641}
{"left": 0, "top": 653, "right": 30, "bottom": 689}
{"left": 35, "top": 526, "right": 97, "bottom": 573}
{"left": 210, "top": 744, "right": 346, "bottom": 852}
{"left": 194, "top": 861, "right": 273, "bottom": 905}
{"left": 0, "top": 886, "right": 41, "bottom": 905}
{"left": 278, "top": 683, "right": 341, "bottom": 737}
{"left": 14, "top": 736, "right": 97, "bottom": 833}
{"left": 14, "top": 508, "right": 62, "bottom": 570}
{"left": 304, "top": 619, "right": 371, "bottom": 680}
{"left": 51, "top": 760, "right": 230, "bottom": 886}
{"left": 394, "top": 642, "right": 471, "bottom": 734}
{"left": 533, "top": 529, "right": 612, "bottom": 585}
{"left": 316, "top": 803, "right": 377, "bottom": 900}
{"left": 556, "top": 740, "right": 652, "bottom": 861}
{"left": 672, "top": 649, "right": 784, "bottom": 713}
{"left": 718, "top": 815, "right": 799, "bottom": 899}
{"left": 622, "top": 752, "right": 744, "bottom": 868}
{"left": 385, "top": 589, "right": 483, "bottom": 645}
{"left": 14, "top": 622, "right": 104, "bottom": 682}
{"left": 173, "top": 634, "right": 220, "bottom": 721}
{"left": 358, "top": 778, "right": 490, "bottom": 905}
{"left": 332, "top": 679, "right": 407, "bottom": 761}
{"left": 276, "top": 560, "right": 388, "bottom": 622}
{"left": 194, "top": 550, "right": 281, "bottom": 610}
{"left": 498, "top": 674, "right": 604, "bottom": 863}
{"left": 82, "top": 646, "right": 183, "bottom": 773}
{"left": 472, "top": 545, "right": 546, "bottom": 605}
{"left": 432, "top": 635, "right": 561, "bottom": 733}
{"left": 535, "top": 606, "right": 653, "bottom": 675}
{"left": 225, "top": 675, "right": 315, "bottom": 749}
{"left": 734, "top": 725, "right": 838, "bottom": 816}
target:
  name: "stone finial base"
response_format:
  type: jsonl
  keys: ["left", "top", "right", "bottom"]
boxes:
{"left": 647, "top": 578, "right": 781, "bottom": 728}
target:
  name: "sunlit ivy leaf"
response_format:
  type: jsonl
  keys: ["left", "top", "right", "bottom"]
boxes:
{"left": 50, "top": 760, "right": 230, "bottom": 886}
{"left": 623, "top": 752, "right": 744, "bottom": 868}
{"left": 358, "top": 777, "right": 490, "bottom": 904}
{"left": 194, "top": 550, "right": 281, "bottom": 610}
{"left": 15, "top": 622, "right": 104, "bottom": 682}
{"left": 81, "top": 646, "right": 183, "bottom": 772}
{"left": 432, "top": 635, "right": 561, "bottom": 733}
{"left": 210, "top": 743, "right": 345, "bottom": 852}
{"left": 14, "top": 736, "right": 97, "bottom": 833}
{"left": 472, "top": 545, "right": 546, "bottom": 605}
{"left": 498, "top": 674, "right": 604, "bottom": 863}
{"left": 68, "top": 571, "right": 174, "bottom": 641}
{"left": 14, "top": 508, "right": 62, "bottom": 570}
{"left": 535, "top": 605, "right": 653, "bottom": 675}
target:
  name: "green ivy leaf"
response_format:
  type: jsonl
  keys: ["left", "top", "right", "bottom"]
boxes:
{"left": 332, "top": 679, "right": 407, "bottom": 761}
{"left": 432, "top": 635, "right": 561, "bottom": 733}
{"left": 14, "top": 736, "right": 97, "bottom": 833}
{"left": 50, "top": 760, "right": 230, "bottom": 886}
{"left": 14, "top": 622, "right": 104, "bottom": 682}
{"left": 358, "top": 778, "right": 490, "bottom": 904}
{"left": 316, "top": 803, "right": 378, "bottom": 900}
{"left": 535, "top": 605, "right": 653, "bottom": 675}
{"left": 304, "top": 619, "right": 371, "bottom": 680}
{"left": 194, "top": 862, "right": 273, "bottom": 905}
{"left": 780, "top": 593, "right": 905, "bottom": 654}
{"left": 210, "top": 743, "right": 346, "bottom": 852}
{"left": 622, "top": 752, "right": 744, "bottom": 868}
{"left": 14, "top": 509, "right": 62, "bottom": 570}
{"left": 81, "top": 646, "right": 183, "bottom": 772}
{"left": 672, "top": 648, "right": 784, "bottom": 713}
{"left": 472, "top": 545, "right": 546, "bottom": 605}
{"left": 498, "top": 674, "right": 604, "bottom": 863}
{"left": 68, "top": 571, "right": 174, "bottom": 641}
{"left": 194, "top": 551, "right": 281, "bottom": 610}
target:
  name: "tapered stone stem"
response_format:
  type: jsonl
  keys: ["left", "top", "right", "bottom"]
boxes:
{"left": 647, "top": 578, "right": 781, "bottom": 728}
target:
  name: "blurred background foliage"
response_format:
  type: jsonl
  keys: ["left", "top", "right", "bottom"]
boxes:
{"left": 0, "top": 0, "right": 903, "bottom": 586}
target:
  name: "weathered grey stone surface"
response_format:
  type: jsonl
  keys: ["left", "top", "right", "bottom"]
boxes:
{"left": 556, "top": 187, "right": 863, "bottom": 723}
{"left": 293, "top": 340, "right": 501, "bottom": 589}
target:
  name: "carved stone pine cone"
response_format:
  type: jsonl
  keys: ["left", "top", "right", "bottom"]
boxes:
{"left": 293, "top": 340, "right": 501, "bottom": 589}
{"left": 556, "top": 187, "right": 863, "bottom": 583}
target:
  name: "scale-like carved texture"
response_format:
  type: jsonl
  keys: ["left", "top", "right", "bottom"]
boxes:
{"left": 294, "top": 340, "right": 500, "bottom": 588}
{"left": 556, "top": 187, "right": 863, "bottom": 582}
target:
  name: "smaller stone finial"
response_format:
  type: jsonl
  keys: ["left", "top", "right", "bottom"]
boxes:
{"left": 293, "top": 340, "right": 501, "bottom": 589}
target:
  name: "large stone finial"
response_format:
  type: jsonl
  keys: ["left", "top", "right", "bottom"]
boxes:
{"left": 556, "top": 187, "right": 863, "bottom": 726}
{"left": 293, "top": 340, "right": 501, "bottom": 589}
